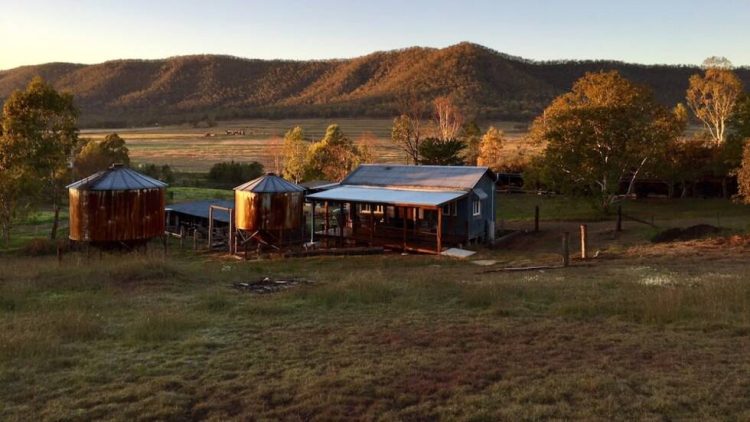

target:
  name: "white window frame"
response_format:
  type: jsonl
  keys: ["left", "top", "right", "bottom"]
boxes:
{"left": 360, "top": 204, "right": 384, "bottom": 214}
{"left": 472, "top": 199, "right": 481, "bottom": 216}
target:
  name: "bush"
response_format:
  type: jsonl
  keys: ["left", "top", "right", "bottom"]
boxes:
{"left": 208, "top": 161, "right": 264, "bottom": 187}
{"left": 138, "top": 163, "right": 176, "bottom": 184}
{"left": 22, "top": 238, "right": 65, "bottom": 256}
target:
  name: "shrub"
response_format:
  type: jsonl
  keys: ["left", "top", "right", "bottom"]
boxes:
{"left": 22, "top": 238, "right": 66, "bottom": 256}
{"left": 208, "top": 161, "right": 264, "bottom": 187}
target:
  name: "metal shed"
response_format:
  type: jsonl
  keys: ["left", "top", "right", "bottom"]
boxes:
{"left": 67, "top": 164, "right": 167, "bottom": 244}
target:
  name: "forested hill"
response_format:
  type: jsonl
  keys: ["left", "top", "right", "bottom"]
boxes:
{"left": 1, "top": 42, "right": 749, "bottom": 127}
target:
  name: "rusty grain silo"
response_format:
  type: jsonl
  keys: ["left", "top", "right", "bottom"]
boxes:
{"left": 68, "top": 164, "right": 167, "bottom": 244}
{"left": 234, "top": 173, "right": 305, "bottom": 244}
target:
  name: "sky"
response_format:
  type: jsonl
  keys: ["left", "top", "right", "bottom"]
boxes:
{"left": 1, "top": 0, "right": 749, "bottom": 70}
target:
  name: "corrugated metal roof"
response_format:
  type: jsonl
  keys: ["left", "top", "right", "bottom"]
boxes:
{"left": 67, "top": 165, "right": 168, "bottom": 191}
{"left": 234, "top": 173, "right": 305, "bottom": 193}
{"left": 341, "top": 164, "right": 493, "bottom": 191}
{"left": 166, "top": 200, "right": 234, "bottom": 223}
{"left": 307, "top": 186, "right": 466, "bottom": 207}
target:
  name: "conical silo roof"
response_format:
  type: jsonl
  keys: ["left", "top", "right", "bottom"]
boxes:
{"left": 67, "top": 164, "right": 168, "bottom": 191}
{"left": 234, "top": 173, "right": 305, "bottom": 193}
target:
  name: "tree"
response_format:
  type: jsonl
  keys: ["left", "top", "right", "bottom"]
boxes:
{"left": 686, "top": 67, "right": 743, "bottom": 145}
{"left": 305, "top": 124, "right": 360, "bottom": 181}
{"left": 0, "top": 165, "right": 35, "bottom": 246}
{"left": 433, "top": 96, "right": 464, "bottom": 141}
{"left": 460, "top": 121, "right": 482, "bottom": 165}
{"left": 418, "top": 138, "right": 466, "bottom": 165}
{"left": 737, "top": 141, "right": 750, "bottom": 203}
{"left": 530, "top": 71, "right": 682, "bottom": 210}
{"left": 74, "top": 133, "right": 130, "bottom": 177}
{"left": 356, "top": 131, "right": 377, "bottom": 164}
{"left": 281, "top": 126, "right": 308, "bottom": 183}
{"left": 268, "top": 134, "right": 283, "bottom": 174}
{"left": 1, "top": 76, "right": 79, "bottom": 240}
{"left": 477, "top": 126, "right": 505, "bottom": 170}
{"left": 657, "top": 138, "right": 714, "bottom": 198}
{"left": 730, "top": 94, "right": 750, "bottom": 140}
{"left": 207, "top": 161, "right": 263, "bottom": 187}
{"left": 391, "top": 92, "right": 427, "bottom": 164}
{"left": 702, "top": 56, "right": 733, "bottom": 70}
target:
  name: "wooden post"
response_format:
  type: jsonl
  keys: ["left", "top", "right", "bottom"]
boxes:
{"left": 413, "top": 207, "right": 418, "bottom": 235}
{"left": 339, "top": 202, "right": 344, "bottom": 247}
{"left": 310, "top": 202, "right": 316, "bottom": 243}
{"left": 437, "top": 208, "right": 443, "bottom": 254}
{"left": 193, "top": 229, "right": 198, "bottom": 251}
{"left": 402, "top": 207, "right": 407, "bottom": 251}
{"left": 229, "top": 209, "right": 235, "bottom": 254}
{"left": 534, "top": 205, "right": 540, "bottom": 232}
{"left": 369, "top": 203, "right": 375, "bottom": 245}
{"left": 208, "top": 207, "right": 214, "bottom": 248}
{"left": 179, "top": 226, "right": 185, "bottom": 249}
{"left": 616, "top": 205, "right": 622, "bottom": 232}
{"left": 562, "top": 232, "right": 570, "bottom": 267}
{"left": 324, "top": 201, "right": 329, "bottom": 236}
{"left": 580, "top": 224, "right": 587, "bottom": 259}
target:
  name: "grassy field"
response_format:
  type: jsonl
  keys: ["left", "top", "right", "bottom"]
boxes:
{"left": 2, "top": 195, "right": 750, "bottom": 419}
{"left": 81, "top": 118, "right": 532, "bottom": 172}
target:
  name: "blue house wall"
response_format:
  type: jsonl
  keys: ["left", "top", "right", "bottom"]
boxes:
{"left": 440, "top": 173, "right": 496, "bottom": 243}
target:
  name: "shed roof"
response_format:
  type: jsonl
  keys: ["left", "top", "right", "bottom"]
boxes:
{"left": 67, "top": 164, "right": 167, "bottom": 191}
{"left": 341, "top": 164, "right": 493, "bottom": 191}
{"left": 166, "top": 200, "right": 234, "bottom": 223}
{"left": 234, "top": 173, "right": 305, "bottom": 193}
{"left": 307, "top": 186, "right": 466, "bottom": 207}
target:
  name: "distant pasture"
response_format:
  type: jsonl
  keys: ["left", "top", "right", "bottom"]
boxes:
{"left": 81, "top": 118, "right": 531, "bottom": 172}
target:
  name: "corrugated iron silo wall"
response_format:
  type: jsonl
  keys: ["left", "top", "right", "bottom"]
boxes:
{"left": 235, "top": 190, "right": 304, "bottom": 232}
{"left": 68, "top": 188, "right": 165, "bottom": 242}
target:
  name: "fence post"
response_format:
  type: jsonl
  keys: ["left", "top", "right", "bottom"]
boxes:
{"left": 193, "top": 229, "right": 198, "bottom": 251}
{"left": 534, "top": 205, "right": 540, "bottom": 232}
{"left": 580, "top": 224, "right": 587, "bottom": 259}
{"left": 616, "top": 205, "right": 622, "bottom": 232}
{"left": 179, "top": 226, "right": 185, "bottom": 249}
{"left": 562, "top": 232, "right": 570, "bottom": 267}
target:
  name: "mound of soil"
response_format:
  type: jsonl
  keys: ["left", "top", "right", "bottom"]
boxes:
{"left": 651, "top": 224, "right": 722, "bottom": 243}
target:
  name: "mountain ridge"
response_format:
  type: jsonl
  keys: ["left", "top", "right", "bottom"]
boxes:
{"left": 2, "top": 42, "right": 748, "bottom": 127}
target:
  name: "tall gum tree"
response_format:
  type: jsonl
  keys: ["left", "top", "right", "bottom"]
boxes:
{"left": 531, "top": 71, "right": 682, "bottom": 210}
{"left": 1, "top": 77, "right": 79, "bottom": 240}
{"left": 686, "top": 65, "right": 743, "bottom": 145}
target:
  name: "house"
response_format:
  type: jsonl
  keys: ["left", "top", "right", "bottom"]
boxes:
{"left": 306, "top": 164, "right": 496, "bottom": 254}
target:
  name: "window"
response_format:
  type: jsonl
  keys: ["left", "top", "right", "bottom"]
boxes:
{"left": 472, "top": 199, "right": 481, "bottom": 216}
{"left": 360, "top": 204, "right": 384, "bottom": 214}
{"left": 442, "top": 202, "right": 457, "bottom": 216}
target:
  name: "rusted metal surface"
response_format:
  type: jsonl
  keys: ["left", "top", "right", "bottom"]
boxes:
{"left": 69, "top": 188, "right": 165, "bottom": 242}
{"left": 234, "top": 190, "right": 304, "bottom": 232}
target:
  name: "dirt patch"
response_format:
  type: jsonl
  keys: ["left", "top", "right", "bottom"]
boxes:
{"left": 651, "top": 224, "right": 722, "bottom": 243}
